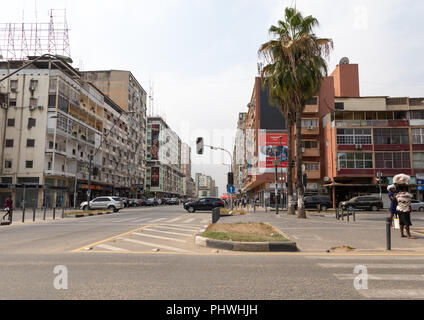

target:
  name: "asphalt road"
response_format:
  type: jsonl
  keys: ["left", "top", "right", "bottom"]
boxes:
{"left": 1, "top": 206, "right": 424, "bottom": 300}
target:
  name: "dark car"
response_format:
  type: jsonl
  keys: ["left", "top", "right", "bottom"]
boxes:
{"left": 340, "top": 196, "right": 383, "bottom": 212}
{"left": 184, "top": 197, "right": 225, "bottom": 213}
{"left": 304, "top": 196, "right": 332, "bottom": 211}
{"left": 167, "top": 198, "right": 179, "bottom": 205}
{"left": 145, "top": 198, "right": 156, "bottom": 206}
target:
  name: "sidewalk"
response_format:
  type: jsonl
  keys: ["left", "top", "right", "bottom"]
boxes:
{"left": 220, "top": 207, "right": 424, "bottom": 253}
{"left": 1, "top": 208, "right": 71, "bottom": 225}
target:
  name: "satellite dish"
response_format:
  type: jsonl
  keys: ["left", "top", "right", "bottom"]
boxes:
{"left": 340, "top": 57, "right": 350, "bottom": 65}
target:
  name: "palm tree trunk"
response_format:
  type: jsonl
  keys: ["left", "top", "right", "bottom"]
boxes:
{"left": 286, "top": 112, "right": 295, "bottom": 215}
{"left": 296, "top": 109, "right": 306, "bottom": 219}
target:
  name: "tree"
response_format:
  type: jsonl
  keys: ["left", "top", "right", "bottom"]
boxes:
{"left": 259, "top": 7, "right": 333, "bottom": 219}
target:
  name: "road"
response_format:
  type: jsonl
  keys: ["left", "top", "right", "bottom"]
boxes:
{"left": 1, "top": 206, "right": 424, "bottom": 300}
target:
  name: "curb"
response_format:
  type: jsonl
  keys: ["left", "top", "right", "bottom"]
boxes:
{"left": 65, "top": 211, "right": 112, "bottom": 218}
{"left": 195, "top": 235, "right": 298, "bottom": 252}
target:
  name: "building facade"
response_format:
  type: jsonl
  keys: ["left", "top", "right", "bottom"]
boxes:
{"left": 146, "top": 117, "right": 184, "bottom": 198}
{"left": 195, "top": 173, "right": 216, "bottom": 198}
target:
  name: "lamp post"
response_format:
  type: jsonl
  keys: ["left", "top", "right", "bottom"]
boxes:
{"left": 377, "top": 171, "right": 383, "bottom": 200}
{"left": 87, "top": 111, "right": 135, "bottom": 210}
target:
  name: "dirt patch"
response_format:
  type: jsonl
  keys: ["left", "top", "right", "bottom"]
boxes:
{"left": 207, "top": 223, "right": 274, "bottom": 235}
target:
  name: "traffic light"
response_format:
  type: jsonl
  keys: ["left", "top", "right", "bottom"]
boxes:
{"left": 196, "top": 137, "right": 204, "bottom": 155}
{"left": 228, "top": 172, "right": 234, "bottom": 186}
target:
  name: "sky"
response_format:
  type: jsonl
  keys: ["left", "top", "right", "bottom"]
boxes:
{"left": 1, "top": 0, "right": 424, "bottom": 195}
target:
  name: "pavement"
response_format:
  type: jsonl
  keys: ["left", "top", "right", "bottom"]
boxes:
{"left": 221, "top": 206, "right": 424, "bottom": 253}
{"left": 2, "top": 205, "right": 424, "bottom": 300}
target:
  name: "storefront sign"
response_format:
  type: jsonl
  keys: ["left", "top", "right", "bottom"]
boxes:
{"left": 258, "top": 131, "right": 288, "bottom": 174}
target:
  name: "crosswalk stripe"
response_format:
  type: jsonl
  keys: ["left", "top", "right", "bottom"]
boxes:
{"left": 201, "top": 219, "right": 209, "bottom": 224}
{"left": 167, "top": 217, "right": 182, "bottom": 223}
{"left": 143, "top": 228, "right": 193, "bottom": 237}
{"left": 155, "top": 225, "right": 200, "bottom": 232}
{"left": 318, "top": 263, "right": 424, "bottom": 269}
{"left": 306, "top": 256, "right": 424, "bottom": 261}
{"left": 184, "top": 218, "right": 195, "bottom": 223}
{"left": 120, "top": 237, "right": 192, "bottom": 253}
{"left": 358, "top": 289, "right": 424, "bottom": 299}
{"left": 97, "top": 244, "right": 129, "bottom": 252}
{"left": 335, "top": 274, "right": 424, "bottom": 281}
{"left": 132, "top": 232, "right": 187, "bottom": 243}
{"left": 150, "top": 218, "right": 167, "bottom": 223}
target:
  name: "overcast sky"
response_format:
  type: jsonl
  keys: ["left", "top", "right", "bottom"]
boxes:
{"left": 1, "top": 0, "right": 423, "bottom": 195}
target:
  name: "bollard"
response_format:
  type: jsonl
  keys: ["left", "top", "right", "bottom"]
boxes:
{"left": 353, "top": 208, "right": 356, "bottom": 222}
{"left": 22, "top": 208, "right": 25, "bottom": 223}
{"left": 43, "top": 206, "right": 46, "bottom": 220}
{"left": 386, "top": 217, "right": 391, "bottom": 251}
{"left": 212, "top": 208, "right": 220, "bottom": 224}
{"left": 62, "top": 207, "right": 65, "bottom": 219}
{"left": 33, "top": 207, "right": 36, "bottom": 222}
{"left": 53, "top": 207, "right": 56, "bottom": 220}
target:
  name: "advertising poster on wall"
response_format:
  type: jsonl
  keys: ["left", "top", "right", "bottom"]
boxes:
{"left": 151, "top": 167, "right": 160, "bottom": 187}
{"left": 151, "top": 124, "right": 160, "bottom": 161}
{"left": 258, "top": 130, "right": 288, "bottom": 174}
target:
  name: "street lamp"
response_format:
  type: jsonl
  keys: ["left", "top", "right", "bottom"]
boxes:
{"left": 87, "top": 111, "right": 135, "bottom": 210}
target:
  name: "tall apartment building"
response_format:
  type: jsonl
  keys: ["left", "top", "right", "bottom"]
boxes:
{"left": 81, "top": 70, "right": 147, "bottom": 194}
{"left": 0, "top": 58, "right": 106, "bottom": 208}
{"left": 146, "top": 117, "right": 184, "bottom": 197}
{"left": 195, "top": 173, "right": 216, "bottom": 198}
{"left": 181, "top": 142, "right": 196, "bottom": 198}
{"left": 233, "top": 112, "right": 247, "bottom": 192}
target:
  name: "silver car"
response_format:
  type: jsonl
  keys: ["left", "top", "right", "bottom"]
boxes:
{"left": 411, "top": 200, "right": 424, "bottom": 212}
{"left": 80, "top": 197, "right": 124, "bottom": 212}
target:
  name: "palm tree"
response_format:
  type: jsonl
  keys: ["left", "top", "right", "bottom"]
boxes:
{"left": 258, "top": 58, "right": 297, "bottom": 215}
{"left": 259, "top": 7, "right": 333, "bottom": 218}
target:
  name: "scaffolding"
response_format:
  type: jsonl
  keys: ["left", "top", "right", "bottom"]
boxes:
{"left": 0, "top": 9, "right": 70, "bottom": 60}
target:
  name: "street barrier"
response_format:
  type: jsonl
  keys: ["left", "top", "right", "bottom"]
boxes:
{"left": 386, "top": 217, "right": 391, "bottom": 251}
{"left": 336, "top": 205, "right": 356, "bottom": 222}
{"left": 212, "top": 208, "right": 220, "bottom": 224}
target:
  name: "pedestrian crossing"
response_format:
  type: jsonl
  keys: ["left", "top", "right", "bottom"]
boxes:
{"left": 77, "top": 215, "right": 211, "bottom": 254}
{"left": 306, "top": 255, "right": 424, "bottom": 299}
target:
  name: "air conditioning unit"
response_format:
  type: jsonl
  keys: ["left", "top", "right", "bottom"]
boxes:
{"left": 38, "top": 105, "right": 44, "bottom": 110}
{"left": 29, "top": 106, "right": 36, "bottom": 111}
{"left": 301, "top": 147, "right": 306, "bottom": 153}
{"left": 324, "top": 177, "right": 331, "bottom": 183}
{"left": 1, "top": 102, "right": 7, "bottom": 109}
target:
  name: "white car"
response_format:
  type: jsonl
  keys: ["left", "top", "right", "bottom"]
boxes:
{"left": 80, "top": 197, "right": 124, "bottom": 212}
{"left": 410, "top": 200, "right": 424, "bottom": 212}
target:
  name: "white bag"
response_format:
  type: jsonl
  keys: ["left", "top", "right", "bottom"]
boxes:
{"left": 393, "top": 217, "right": 400, "bottom": 230}
{"left": 393, "top": 174, "right": 411, "bottom": 185}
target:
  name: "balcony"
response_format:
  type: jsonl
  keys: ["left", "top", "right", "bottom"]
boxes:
{"left": 334, "top": 120, "right": 410, "bottom": 128}
{"left": 303, "top": 104, "right": 319, "bottom": 114}
{"left": 301, "top": 126, "right": 319, "bottom": 136}
{"left": 303, "top": 148, "right": 320, "bottom": 157}
{"left": 305, "top": 169, "right": 321, "bottom": 180}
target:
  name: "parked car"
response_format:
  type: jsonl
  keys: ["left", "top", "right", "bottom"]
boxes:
{"left": 80, "top": 197, "right": 124, "bottom": 212}
{"left": 167, "top": 198, "right": 179, "bottom": 205}
{"left": 145, "top": 198, "right": 157, "bottom": 207}
{"left": 340, "top": 196, "right": 383, "bottom": 212}
{"left": 411, "top": 200, "right": 424, "bottom": 212}
{"left": 298, "top": 196, "right": 332, "bottom": 211}
{"left": 184, "top": 197, "right": 225, "bottom": 213}
{"left": 121, "top": 197, "right": 129, "bottom": 207}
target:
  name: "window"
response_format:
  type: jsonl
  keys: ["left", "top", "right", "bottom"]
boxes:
{"left": 375, "top": 153, "right": 410, "bottom": 169}
{"left": 28, "top": 118, "right": 36, "bottom": 129}
{"left": 335, "top": 102, "right": 345, "bottom": 110}
{"left": 410, "top": 111, "right": 424, "bottom": 120}
{"left": 7, "top": 119, "right": 15, "bottom": 127}
{"left": 301, "top": 119, "right": 318, "bottom": 128}
{"left": 305, "top": 163, "right": 319, "bottom": 171}
{"left": 29, "top": 98, "right": 38, "bottom": 107}
{"left": 1, "top": 177, "right": 12, "bottom": 184}
{"left": 337, "top": 129, "right": 372, "bottom": 145}
{"left": 4, "top": 160, "right": 12, "bottom": 169}
{"left": 9, "top": 99, "right": 16, "bottom": 107}
{"left": 302, "top": 141, "right": 319, "bottom": 149}
{"left": 412, "top": 129, "right": 424, "bottom": 144}
{"left": 374, "top": 128, "right": 409, "bottom": 145}
{"left": 5, "top": 139, "right": 14, "bottom": 148}
{"left": 26, "top": 161, "right": 34, "bottom": 169}
{"left": 26, "top": 139, "right": 35, "bottom": 147}
{"left": 338, "top": 153, "right": 373, "bottom": 170}
{"left": 10, "top": 80, "right": 18, "bottom": 90}
{"left": 413, "top": 153, "right": 424, "bottom": 169}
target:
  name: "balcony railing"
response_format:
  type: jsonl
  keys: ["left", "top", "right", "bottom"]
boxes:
{"left": 334, "top": 120, "right": 410, "bottom": 127}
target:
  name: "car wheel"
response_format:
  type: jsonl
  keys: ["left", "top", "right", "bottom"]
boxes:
{"left": 83, "top": 205, "right": 88, "bottom": 211}
{"left": 371, "top": 206, "right": 378, "bottom": 212}
{"left": 188, "top": 207, "right": 195, "bottom": 213}
{"left": 419, "top": 207, "right": 424, "bottom": 212}
{"left": 108, "top": 205, "right": 117, "bottom": 212}
{"left": 321, "top": 205, "right": 328, "bottom": 212}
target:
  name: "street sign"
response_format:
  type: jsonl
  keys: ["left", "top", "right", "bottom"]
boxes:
{"left": 418, "top": 186, "right": 424, "bottom": 192}
{"left": 227, "top": 185, "right": 235, "bottom": 194}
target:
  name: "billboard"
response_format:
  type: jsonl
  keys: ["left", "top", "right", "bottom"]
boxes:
{"left": 258, "top": 131, "right": 288, "bottom": 174}
{"left": 151, "top": 167, "right": 160, "bottom": 187}
{"left": 151, "top": 124, "right": 160, "bottom": 161}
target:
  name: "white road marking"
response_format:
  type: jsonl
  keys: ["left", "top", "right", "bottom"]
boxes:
{"left": 97, "top": 244, "right": 129, "bottom": 252}
{"left": 358, "top": 289, "right": 424, "bottom": 299}
{"left": 183, "top": 218, "right": 195, "bottom": 223}
{"left": 335, "top": 274, "right": 424, "bottom": 281}
{"left": 132, "top": 232, "right": 187, "bottom": 243}
{"left": 167, "top": 217, "right": 182, "bottom": 223}
{"left": 143, "top": 228, "right": 193, "bottom": 237}
{"left": 318, "top": 263, "right": 424, "bottom": 269}
{"left": 306, "top": 256, "right": 424, "bottom": 261}
{"left": 150, "top": 218, "right": 167, "bottom": 223}
{"left": 120, "top": 237, "right": 192, "bottom": 253}
{"left": 155, "top": 225, "right": 200, "bottom": 232}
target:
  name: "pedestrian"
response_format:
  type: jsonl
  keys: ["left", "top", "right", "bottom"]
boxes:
{"left": 395, "top": 189, "right": 415, "bottom": 239}
{"left": 3, "top": 197, "right": 13, "bottom": 221}
{"left": 387, "top": 185, "right": 397, "bottom": 229}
